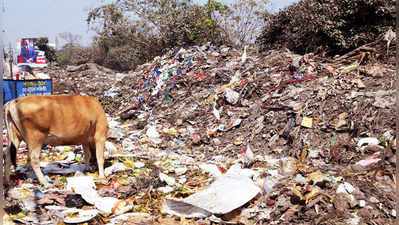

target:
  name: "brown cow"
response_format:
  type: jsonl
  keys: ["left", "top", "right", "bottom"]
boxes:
{"left": 4, "top": 94, "right": 109, "bottom": 187}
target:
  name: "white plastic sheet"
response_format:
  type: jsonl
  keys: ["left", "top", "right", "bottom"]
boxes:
{"left": 104, "top": 162, "right": 130, "bottom": 176}
{"left": 357, "top": 137, "right": 380, "bottom": 150}
{"left": 162, "top": 173, "right": 261, "bottom": 218}
{"left": 62, "top": 208, "right": 99, "bottom": 224}
{"left": 225, "top": 88, "right": 240, "bottom": 105}
{"left": 146, "top": 126, "right": 161, "bottom": 144}
{"left": 159, "top": 172, "right": 176, "bottom": 186}
{"left": 199, "top": 163, "right": 222, "bottom": 178}
{"left": 66, "top": 176, "right": 122, "bottom": 214}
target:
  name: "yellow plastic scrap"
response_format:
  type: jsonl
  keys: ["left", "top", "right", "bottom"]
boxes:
{"left": 292, "top": 186, "right": 304, "bottom": 200}
{"left": 163, "top": 128, "right": 177, "bottom": 136}
{"left": 306, "top": 170, "right": 326, "bottom": 184}
{"left": 118, "top": 178, "right": 130, "bottom": 185}
{"left": 20, "top": 189, "right": 31, "bottom": 198}
{"left": 123, "top": 159, "right": 134, "bottom": 168}
{"left": 304, "top": 186, "right": 322, "bottom": 203}
{"left": 207, "top": 94, "right": 218, "bottom": 104}
{"left": 88, "top": 172, "right": 99, "bottom": 179}
{"left": 340, "top": 62, "right": 359, "bottom": 73}
{"left": 234, "top": 136, "right": 245, "bottom": 145}
{"left": 301, "top": 116, "right": 313, "bottom": 128}
{"left": 153, "top": 56, "right": 161, "bottom": 62}
{"left": 10, "top": 212, "right": 26, "bottom": 220}
{"left": 112, "top": 200, "right": 134, "bottom": 215}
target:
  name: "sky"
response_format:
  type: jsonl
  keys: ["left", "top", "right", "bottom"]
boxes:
{"left": 0, "top": 0, "right": 298, "bottom": 50}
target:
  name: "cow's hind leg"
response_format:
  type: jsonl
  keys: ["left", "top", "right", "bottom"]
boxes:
{"left": 95, "top": 138, "right": 105, "bottom": 179}
{"left": 5, "top": 131, "right": 21, "bottom": 185}
{"left": 4, "top": 143, "right": 13, "bottom": 185}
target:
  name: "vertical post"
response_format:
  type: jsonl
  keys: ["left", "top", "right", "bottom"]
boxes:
{"left": 8, "top": 56, "right": 11, "bottom": 80}
{"left": 0, "top": 4, "right": 4, "bottom": 224}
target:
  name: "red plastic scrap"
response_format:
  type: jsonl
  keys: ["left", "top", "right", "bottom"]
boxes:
{"left": 169, "top": 58, "right": 176, "bottom": 65}
{"left": 326, "top": 65, "right": 337, "bottom": 73}
{"left": 269, "top": 75, "right": 314, "bottom": 94}
{"left": 192, "top": 72, "right": 205, "bottom": 80}
{"left": 264, "top": 74, "right": 315, "bottom": 107}
{"left": 140, "top": 80, "right": 146, "bottom": 89}
{"left": 218, "top": 166, "right": 227, "bottom": 174}
{"left": 240, "top": 147, "right": 247, "bottom": 154}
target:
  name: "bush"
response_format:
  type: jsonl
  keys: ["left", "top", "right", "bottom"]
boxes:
{"left": 56, "top": 45, "right": 97, "bottom": 66}
{"left": 87, "top": 0, "right": 232, "bottom": 71}
{"left": 256, "top": 0, "right": 395, "bottom": 56}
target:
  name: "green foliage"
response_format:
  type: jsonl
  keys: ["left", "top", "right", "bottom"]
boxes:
{"left": 35, "top": 37, "right": 57, "bottom": 62}
{"left": 56, "top": 45, "right": 97, "bottom": 66}
{"left": 85, "top": 0, "right": 272, "bottom": 70}
{"left": 56, "top": 54, "right": 69, "bottom": 66}
{"left": 205, "top": 0, "right": 229, "bottom": 16}
{"left": 87, "top": 0, "right": 232, "bottom": 71}
{"left": 257, "top": 0, "right": 395, "bottom": 55}
{"left": 55, "top": 32, "right": 86, "bottom": 66}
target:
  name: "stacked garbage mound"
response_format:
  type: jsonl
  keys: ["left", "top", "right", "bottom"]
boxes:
{"left": 3, "top": 30, "right": 396, "bottom": 225}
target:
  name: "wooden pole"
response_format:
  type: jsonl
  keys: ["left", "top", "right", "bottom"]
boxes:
{"left": 8, "top": 57, "right": 12, "bottom": 80}
{"left": 0, "top": 9, "right": 5, "bottom": 224}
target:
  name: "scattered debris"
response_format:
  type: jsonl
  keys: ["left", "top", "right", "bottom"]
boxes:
{"left": 3, "top": 31, "right": 396, "bottom": 224}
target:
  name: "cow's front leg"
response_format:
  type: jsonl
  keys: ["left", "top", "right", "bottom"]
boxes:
{"left": 29, "top": 144, "right": 50, "bottom": 187}
{"left": 82, "top": 144, "right": 94, "bottom": 172}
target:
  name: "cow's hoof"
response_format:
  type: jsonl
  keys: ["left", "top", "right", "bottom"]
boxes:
{"left": 42, "top": 183, "right": 54, "bottom": 189}
{"left": 84, "top": 165, "right": 97, "bottom": 173}
{"left": 39, "top": 180, "right": 54, "bottom": 189}
{"left": 96, "top": 177, "right": 108, "bottom": 185}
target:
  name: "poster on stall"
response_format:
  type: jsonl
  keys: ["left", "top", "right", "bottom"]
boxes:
{"left": 3, "top": 79, "right": 52, "bottom": 104}
{"left": 16, "top": 38, "right": 48, "bottom": 67}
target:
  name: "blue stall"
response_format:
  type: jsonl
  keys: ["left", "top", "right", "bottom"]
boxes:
{"left": 3, "top": 79, "right": 53, "bottom": 104}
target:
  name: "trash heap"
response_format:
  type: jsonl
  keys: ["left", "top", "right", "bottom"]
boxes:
{"left": 3, "top": 30, "right": 396, "bottom": 225}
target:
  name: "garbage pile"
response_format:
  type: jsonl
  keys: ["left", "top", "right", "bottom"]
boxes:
{"left": 3, "top": 30, "right": 396, "bottom": 225}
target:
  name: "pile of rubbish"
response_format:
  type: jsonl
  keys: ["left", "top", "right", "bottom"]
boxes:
{"left": 3, "top": 30, "right": 396, "bottom": 225}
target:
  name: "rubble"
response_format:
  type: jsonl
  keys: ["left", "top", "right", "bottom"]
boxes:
{"left": 2, "top": 30, "right": 396, "bottom": 224}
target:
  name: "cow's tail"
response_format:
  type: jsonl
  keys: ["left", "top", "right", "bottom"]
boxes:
{"left": 4, "top": 101, "right": 23, "bottom": 167}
